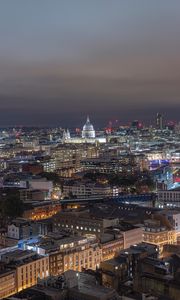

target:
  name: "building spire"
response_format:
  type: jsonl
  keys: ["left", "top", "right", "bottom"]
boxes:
{"left": 86, "top": 115, "right": 90, "bottom": 123}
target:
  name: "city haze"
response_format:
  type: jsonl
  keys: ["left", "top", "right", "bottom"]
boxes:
{"left": 0, "top": 0, "right": 180, "bottom": 126}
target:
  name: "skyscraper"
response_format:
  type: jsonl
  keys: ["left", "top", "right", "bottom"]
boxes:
{"left": 156, "top": 113, "right": 164, "bottom": 130}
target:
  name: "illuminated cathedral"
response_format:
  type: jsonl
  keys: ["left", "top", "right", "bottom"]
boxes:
{"left": 82, "top": 116, "right": 96, "bottom": 139}
{"left": 62, "top": 116, "right": 106, "bottom": 144}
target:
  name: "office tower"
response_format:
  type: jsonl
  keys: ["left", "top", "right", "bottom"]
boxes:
{"left": 156, "top": 113, "right": 164, "bottom": 130}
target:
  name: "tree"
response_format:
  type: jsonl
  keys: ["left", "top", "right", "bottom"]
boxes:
{"left": 3, "top": 195, "right": 24, "bottom": 218}
{"left": 40, "top": 172, "right": 61, "bottom": 184}
{"left": 83, "top": 172, "right": 102, "bottom": 182}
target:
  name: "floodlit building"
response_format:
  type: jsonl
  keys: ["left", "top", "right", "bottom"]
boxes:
{"left": 26, "top": 234, "right": 102, "bottom": 276}
{"left": 143, "top": 219, "right": 176, "bottom": 256}
{"left": 82, "top": 116, "right": 96, "bottom": 139}
{"left": 1, "top": 250, "right": 49, "bottom": 293}
{"left": 63, "top": 116, "right": 106, "bottom": 144}
{"left": 0, "top": 267, "right": 16, "bottom": 299}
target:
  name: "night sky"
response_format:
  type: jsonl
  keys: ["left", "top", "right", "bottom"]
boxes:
{"left": 0, "top": 0, "right": 180, "bottom": 127}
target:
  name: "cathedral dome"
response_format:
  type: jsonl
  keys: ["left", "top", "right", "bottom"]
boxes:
{"left": 82, "top": 116, "right": 96, "bottom": 139}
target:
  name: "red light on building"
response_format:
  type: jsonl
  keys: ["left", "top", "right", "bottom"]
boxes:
{"left": 105, "top": 127, "right": 112, "bottom": 134}
{"left": 76, "top": 128, "right": 81, "bottom": 133}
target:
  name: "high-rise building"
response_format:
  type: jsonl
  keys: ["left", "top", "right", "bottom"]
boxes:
{"left": 156, "top": 113, "right": 164, "bottom": 130}
{"left": 131, "top": 120, "right": 140, "bottom": 129}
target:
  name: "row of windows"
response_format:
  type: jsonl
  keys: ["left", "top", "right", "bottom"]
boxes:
{"left": 159, "top": 192, "right": 180, "bottom": 199}
{"left": 0, "top": 287, "right": 16, "bottom": 299}
{"left": 60, "top": 223, "right": 101, "bottom": 232}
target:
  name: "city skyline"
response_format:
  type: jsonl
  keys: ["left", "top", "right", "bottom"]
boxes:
{"left": 0, "top": 1, "right": 180, "bottom": 126}
{"left": 0, "top": 112, "right": 176, "bottom": 130}
{"left": 0, "top": 2, "right": 180, "bottom": 299}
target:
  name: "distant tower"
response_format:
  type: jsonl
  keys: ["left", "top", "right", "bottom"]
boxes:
{"left": 66, "top": 129, "right": 71, "bottom": 139}
{"left": 131, "top": 120, "right": 139, "bottom": 129}
{"left": 156, "top": 113, "right": 164, "bottom": 130}
{"left": 63, "top": 129, "right": 71, "bottom": 141}
{"left": 82, "top": 116, "right": 96, "bottom": 139}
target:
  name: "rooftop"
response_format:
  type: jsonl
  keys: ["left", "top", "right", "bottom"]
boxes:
{"left": 2, "top": 249, "right": 44, "bottom": 266}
